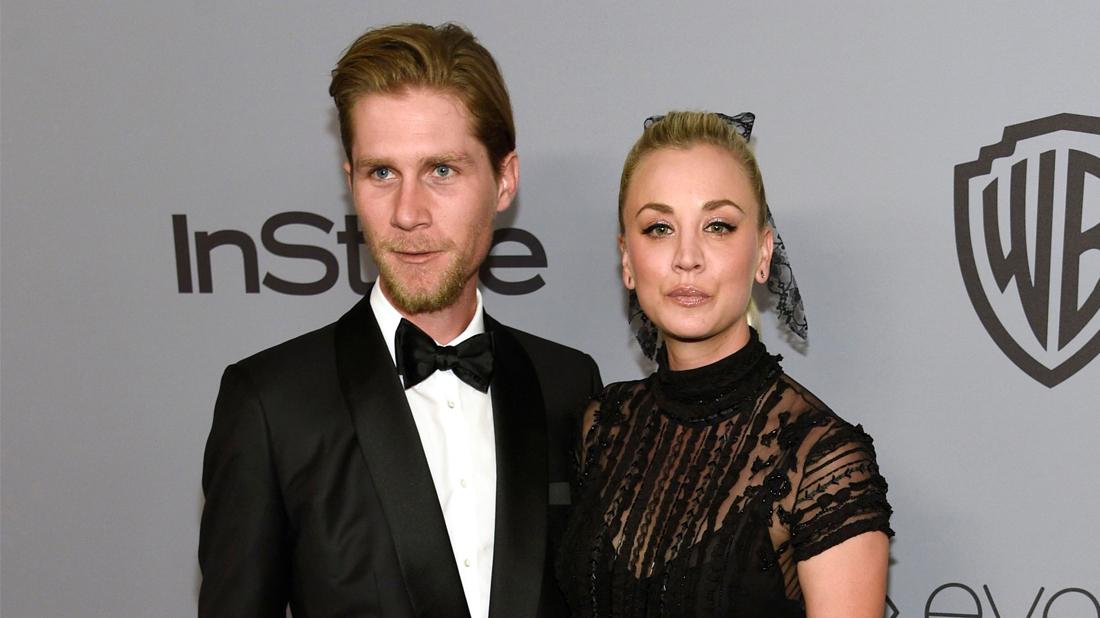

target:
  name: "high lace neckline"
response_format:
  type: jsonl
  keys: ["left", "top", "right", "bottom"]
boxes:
{"left": 652, "top": 328, "right": 782, "bottom": 424}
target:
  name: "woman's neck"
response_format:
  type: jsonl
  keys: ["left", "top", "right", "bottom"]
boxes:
{"left": 663, "top": 321, "right": 752, "bottom": 371}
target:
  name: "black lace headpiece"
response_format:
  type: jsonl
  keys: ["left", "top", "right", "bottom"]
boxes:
{"left": 629, "top": 111, "right": 808, "bottom": 359}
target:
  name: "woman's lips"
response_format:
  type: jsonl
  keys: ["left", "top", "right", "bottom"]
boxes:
{"left": 667, "top": 286, "right": 710, "bottom": 306}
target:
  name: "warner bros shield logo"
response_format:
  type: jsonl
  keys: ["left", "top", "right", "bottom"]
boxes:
{"left": 955, "top": 114, "right": 1100, "bottom": 387}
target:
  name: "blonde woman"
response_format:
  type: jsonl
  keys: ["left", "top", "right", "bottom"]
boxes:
{"left": 558, "top": 112, "right": 892, "bottom": 617}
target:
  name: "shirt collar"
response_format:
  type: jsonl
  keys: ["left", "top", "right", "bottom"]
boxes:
{"left": 369, "top": 282, "right": 486, "bottom": 366}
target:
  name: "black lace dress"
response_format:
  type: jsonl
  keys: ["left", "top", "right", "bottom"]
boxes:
{"left": 557, "top": 331, "right": 893, "bottom": 616}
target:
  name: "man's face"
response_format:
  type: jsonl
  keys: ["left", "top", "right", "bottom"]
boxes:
{"left": 344, "top": 88, "right": 517, "bottom": 314}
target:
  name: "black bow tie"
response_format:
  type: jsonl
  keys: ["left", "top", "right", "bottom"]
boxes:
{"left": 394, "top": 318, "right": 494, "bottom": 392}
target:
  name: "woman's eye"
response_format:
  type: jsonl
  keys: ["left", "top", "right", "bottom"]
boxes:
{"left": 705, "top": 221, "right": 735, "bottom": 234}
{"left": 642, "top": 222, "right": 673, "bottom": 236}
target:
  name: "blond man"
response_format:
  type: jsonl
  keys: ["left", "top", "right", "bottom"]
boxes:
{"left": 199, "top": 23, "right": 601, "bottom": 618}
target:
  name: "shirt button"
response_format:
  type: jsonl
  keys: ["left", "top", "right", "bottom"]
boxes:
{"left": 447, "top": 400, "right": 456, "bottom": 409}
{"left": 464, "top": 558, "right": 471, "bottom": 567}
{"left": 460, "top": 479, "right": 468, "bottom": 488}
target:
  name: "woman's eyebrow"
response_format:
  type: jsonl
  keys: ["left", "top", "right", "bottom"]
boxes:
{"left": 635, "top": 202, "right": 674, "bottom": 218}
{"left": 702, "top": 199, "right": 744, "bottom": 213}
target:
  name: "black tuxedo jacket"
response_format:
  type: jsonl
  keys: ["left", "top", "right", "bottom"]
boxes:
{"left": 199, "top": 295, "right": 601, "bottom": 617}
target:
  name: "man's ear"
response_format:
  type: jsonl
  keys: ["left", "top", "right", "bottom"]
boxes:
{"left": 343, "top": 161, "right": 353, "bottom": 191}
{"left": 495, "top": 151, "right": 519, "bottom": 213}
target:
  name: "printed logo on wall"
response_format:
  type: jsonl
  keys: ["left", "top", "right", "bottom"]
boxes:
{"left": 955, "top": 114, "right": 1100, "bottom": 387}
{"left": 171, "top": 212, "right": 548, "bottom": 296}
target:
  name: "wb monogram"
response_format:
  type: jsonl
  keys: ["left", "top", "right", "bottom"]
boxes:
{"left": 955, "top": 114, "right": 1100, "bottom": 387}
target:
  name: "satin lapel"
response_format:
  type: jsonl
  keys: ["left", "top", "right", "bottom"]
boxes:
{"left": 335, "top": 296, "right": 469, "bottom": 618}
{"left": 485, "top": 316, "right": 548, "bottom": 618}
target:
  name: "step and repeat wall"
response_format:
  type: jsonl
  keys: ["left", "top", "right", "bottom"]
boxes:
{"left": 3, "top": 2, "right": 1098, "bottom": 615}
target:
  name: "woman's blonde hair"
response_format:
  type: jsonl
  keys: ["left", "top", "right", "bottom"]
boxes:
{"left": 618, "top": 111, "right": 768, "bottom": 233}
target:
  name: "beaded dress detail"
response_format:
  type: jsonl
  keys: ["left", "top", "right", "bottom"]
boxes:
{"left": 557, "top": 330, "right": 892, "bottom": 616}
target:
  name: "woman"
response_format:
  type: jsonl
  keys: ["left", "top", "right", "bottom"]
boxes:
{"left": 558, "top": 111, "right": 893, "bottom": 616}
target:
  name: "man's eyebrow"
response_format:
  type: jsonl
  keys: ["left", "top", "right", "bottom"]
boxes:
{"left": 427, "top": 151, "right": 473, "bottom": 165}
{"left": 352, "top": 156, "right": 389, "bottom": 172}
{"left": 352, "top": 152, "right": 473, "bottom": 172}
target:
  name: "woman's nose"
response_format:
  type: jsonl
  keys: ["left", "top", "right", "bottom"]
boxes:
{"left": 672, "top": 233, "right": 703, "bottom": 272}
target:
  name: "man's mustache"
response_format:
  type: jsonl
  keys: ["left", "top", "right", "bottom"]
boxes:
{"left": 375, "top": 237, "right": 455, "bottom": 254}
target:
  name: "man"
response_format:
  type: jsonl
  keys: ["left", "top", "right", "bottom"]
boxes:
{"left": 198, "top": 23, "right": 601, "bottom": 617}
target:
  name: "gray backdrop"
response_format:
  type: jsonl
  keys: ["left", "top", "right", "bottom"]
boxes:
{"left": 3, "top": 2, "right": 1099, "bottom": 616}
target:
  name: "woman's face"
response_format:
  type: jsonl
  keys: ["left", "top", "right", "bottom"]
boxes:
{"left": 621, "top": 144, "right": 773, "bottom": 357}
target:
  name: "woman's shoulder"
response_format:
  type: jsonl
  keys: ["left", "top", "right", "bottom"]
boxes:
{"left": 581, "top": 377, "right": 652, "bottom": 426}
{"left": 597, "top": 377, "right": 648, "bottom": 400}
{"left": 770, "top": 372, "right": 882, "bottom": 453}
{"left": 773, "top": 372, "right": 830, "bottom": 416}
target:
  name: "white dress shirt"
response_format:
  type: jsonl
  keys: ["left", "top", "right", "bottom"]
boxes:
{"left": 370, "top": 284, "right": 496, "bottom": 618}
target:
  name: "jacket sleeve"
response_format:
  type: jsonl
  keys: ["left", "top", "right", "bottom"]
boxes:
{"left": 198, "top": 364, "right": 290, "bottom": 617}
{"left": 585, "top": 353, "right": 604, "bottom": 399}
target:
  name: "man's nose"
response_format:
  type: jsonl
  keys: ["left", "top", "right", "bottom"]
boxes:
{"left": 391, "top": 180, "right": 431, "bottom": 230}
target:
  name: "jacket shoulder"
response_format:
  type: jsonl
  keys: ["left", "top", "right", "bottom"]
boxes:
{"left": 499, "top": 324, "right": 603, "bottom": 403}
{"left": 232, "top": 321, "right": 339, "bottom": 386}
{"left": 503, "top": 326, "right": 593, "bottom": 366}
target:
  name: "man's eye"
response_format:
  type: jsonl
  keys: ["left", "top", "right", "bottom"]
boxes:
{"left": 642, "top": 222, "right": 673, "bottom": 236}
{"left": 433, "top": 164, "right": 453, "bottom": 177}
{"left": 371, "top": 167, "right": 393, "bottom": 180}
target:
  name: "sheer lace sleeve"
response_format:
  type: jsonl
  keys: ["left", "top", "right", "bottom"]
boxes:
{"left": 790, "top": 421, "right": 893, "bottom": 561}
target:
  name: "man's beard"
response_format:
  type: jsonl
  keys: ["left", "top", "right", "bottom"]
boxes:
{"left": 369, "top": 237, "right": 474, "bottom": 314}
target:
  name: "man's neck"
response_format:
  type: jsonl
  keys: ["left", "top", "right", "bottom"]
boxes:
{"left": 380, "top": 280, "right": 480, "bottom": 345}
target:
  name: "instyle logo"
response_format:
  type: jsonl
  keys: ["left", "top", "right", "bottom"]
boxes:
{"left": 172, "top": 212, "right": 547, "bottom": 296}
{"left": 954, "top": 114, "right": 1100, "bottom": 387}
